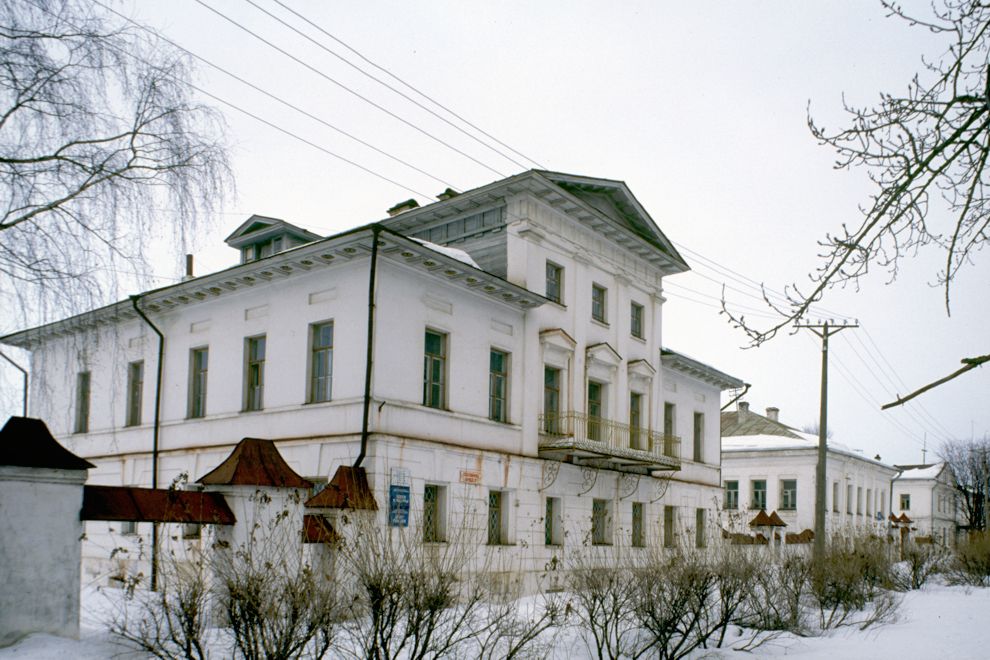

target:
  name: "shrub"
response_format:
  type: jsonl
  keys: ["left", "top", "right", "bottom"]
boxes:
{"left": 947, "top": 532, "right": 990, "bottom": 586}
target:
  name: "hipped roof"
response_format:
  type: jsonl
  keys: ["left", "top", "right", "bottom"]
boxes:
{"left": 306, "top": 465, "right": 377, "bottom": 510}
{"left": 0, "top": 416, "right": 94, "bottom": 471}
{"left": 197, "top": 438, "right": 312, "bottom": 488}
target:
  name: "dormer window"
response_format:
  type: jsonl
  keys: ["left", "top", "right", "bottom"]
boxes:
{"left": 225, "top": 215, "right": 322, "bottom": 263}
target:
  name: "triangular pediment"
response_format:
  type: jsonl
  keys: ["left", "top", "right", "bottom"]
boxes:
{"left": 224, "top": 215, "right": 322, "bottom": 249}
{"left": 539, "top": 171, "right": 689, "bottom": 272}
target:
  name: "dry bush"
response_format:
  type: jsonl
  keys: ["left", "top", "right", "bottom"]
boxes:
{"left": 895, "top": 543, "right": 948, "bottom": 590}
{"left": 736, "top": 551, "right": 810, "bottom": 637}
{"left": 808, "top": 536, "right": 900, "bottom": 630}
{"left": 568, "top": 550, "right": 642, "bottom": 659}
{"left": 947, "top": 532, "right": 990, "bottom": 586}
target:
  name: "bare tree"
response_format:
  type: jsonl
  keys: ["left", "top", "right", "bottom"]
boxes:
{"left": 0, "top": 0, "right": 229, "bottom": 328}
{"left": 940, "top": 436, "right": 990, "bottom": 530}
{"left": 723, "top": 0, "right": 989, "bottom": 407}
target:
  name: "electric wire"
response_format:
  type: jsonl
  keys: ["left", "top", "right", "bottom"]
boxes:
{"left": 93, "top": 0, "right": 460, "bottom": 192}
{"left": 245, "top": 0, "right": 536, "bottom": 172}
{"left": 192, "top": 0, "right": 509, "bottom": 178}
{"left": 269, "top": 0, "right": 546, "bottom": 169}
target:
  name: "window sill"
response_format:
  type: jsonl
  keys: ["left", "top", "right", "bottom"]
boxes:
{"left": 631, "top": 334, "right": 646, "bottom": 343}
{"left": 591, "top": 318, "right": 610, "bottom": 329}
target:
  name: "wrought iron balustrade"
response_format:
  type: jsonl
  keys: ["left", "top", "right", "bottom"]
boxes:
{"left": 539, "top": 411, "right": 681, "bottom": 463}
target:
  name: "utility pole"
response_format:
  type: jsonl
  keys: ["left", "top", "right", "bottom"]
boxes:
{"left": 796, "top": 319, "right": 858, "bottom": 561}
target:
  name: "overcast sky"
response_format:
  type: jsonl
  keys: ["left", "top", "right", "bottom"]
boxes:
{"left": 4, "top": 1, "right": 987, "bottom": 465}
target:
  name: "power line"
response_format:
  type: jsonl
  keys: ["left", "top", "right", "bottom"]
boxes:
{"left": 93, "top": 0, "right": 460, "bottom": 192}
{"left": 269, "top": 0, "right": 545, "bottom": 170}
{"left": 248, "top": 0, "right": 540, "bottom": 172}
{"left": 192, "top": 0, "right": 509, "bottom": 178}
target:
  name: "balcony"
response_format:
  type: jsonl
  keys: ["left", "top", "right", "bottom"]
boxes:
{"left": 538, "top": 412, "right": 681, "bottom": 473}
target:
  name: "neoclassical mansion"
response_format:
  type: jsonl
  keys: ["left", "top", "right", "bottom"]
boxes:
{"left": 2, "top": 170, "right": 743, "bottom": 581}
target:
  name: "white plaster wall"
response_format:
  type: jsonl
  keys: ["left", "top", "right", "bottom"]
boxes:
{"left": 0, "top": 466, "right": 87, "bottom": 646}
{"left": 892, "top": 475, "right": 959, "bottom": 542}
{"left": 721, "top": 449, "right": 896, "bottom": 536}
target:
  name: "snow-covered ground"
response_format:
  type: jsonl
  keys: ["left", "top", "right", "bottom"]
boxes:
{"left": 1, "top": 582, "right": 988, "bottom": 658}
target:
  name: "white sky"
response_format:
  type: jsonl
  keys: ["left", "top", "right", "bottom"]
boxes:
{"left": 3, "top": 0, "right": 987, "bottom": 465}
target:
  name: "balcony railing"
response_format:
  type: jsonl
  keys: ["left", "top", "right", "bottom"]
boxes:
{"left": 538, "top": 411, "right": 681, "bottom": 470}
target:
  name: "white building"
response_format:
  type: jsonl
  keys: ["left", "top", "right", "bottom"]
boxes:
{"left": 892, "top": 463, "right": 960, "bottom": 546}
{"left": 720, "top": 402, "right": 897, "bottom": 538}
{"left": 2, "top": 170, "right": 743, "bottom": 584}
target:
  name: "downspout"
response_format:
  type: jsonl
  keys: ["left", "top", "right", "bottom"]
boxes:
{"left": 130, "top": 294, "right": 163, "bottom": 591}
{"left": 354, "top": 224, "right": 380, "bottom": 469}
{"left": 0, "top": 350, "right": 28, "bottom": 416}
{"left": 720, "top": 383, "right": 751, "bottom": 411}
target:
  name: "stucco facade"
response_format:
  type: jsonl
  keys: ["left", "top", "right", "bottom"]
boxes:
{"left": 2, "top": 171, "right": 743, "bottom": 583}
{"left": 721, "top": 403, "right": 898, "bottom": 538}
{"left": 892, "top": 463, "right": 961, "bottom": 545}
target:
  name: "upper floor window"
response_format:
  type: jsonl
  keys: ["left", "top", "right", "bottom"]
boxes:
{"left": 780, "top": 479, "right": 797, "bottom": 510}
{"left": 489, "top": 349, "right": 508, "bottom": 423}
{"left": 543, "top": 366, "right": 561, "bottom": 433}
{"left": 546, "top": 261, "right": 563, "bottom": 304}
{"left": 423, "top": 330, "right": 447, "bottom": 409}
{"left": 245, "top": 336, "right": 266, "bottom": 411}
{"left": 74, "top": 371, "right": 91, "bottom": 433}
{"left": 125, "top": 361, "right": 144, "bottom": 427}
{"left": 630, "top": 302, "right": 644, "bottom": 339}
{"left": 900, "top": 493, "right": 910, "bottom": 510}
{"left": 309, "top": 322, "right": 334, "bottom": 403}
{"left": 629, "top": 392, "right": 643, "bottom": 448}
{"left": 692, "top": 412, "right": 704, "bottom": 462}
{"left": 663, "top": 402, "right": 676, "bottom": 438}
{"left": 189, "top": 348, "right": 208, "bottom": 418}
{"left": 587, "top": 381, "right": 604, "bottom": 441}
{"left": 591, "top": 284, "right": 607, "bottom": 323}
{"left": 724, "top": 480, "right": 739, "bottom": 510}
{"left": 751, "top": 479, "right": 767, "bottom": 510}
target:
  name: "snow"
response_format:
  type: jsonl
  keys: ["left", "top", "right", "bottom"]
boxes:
{"left": 722, "top": 432, "right": 886, "bottom": 464}
{"left": 2, "top": 582, "right": 989, "bottom": 658}
{"left": 897, "top": 463, "right": 944, "bottom": 481}
{"left": 407, "top": 237, "right": 481, "bottom": 269}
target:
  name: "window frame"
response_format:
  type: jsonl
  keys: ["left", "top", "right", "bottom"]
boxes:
{"left": 692, "top": 412, "right": 704, "bottom": 462}
{"left": 74, "top": 371, "right": 91, "bottom": 434}
{"left": 423, "top": 484, "right": 446, "bottom": 543}
{"left": 487, "top": 490, "right": 509, "bottom": 545}
{"left": 663, "top": 505, "right": 676, "bottom": 549}
{"left": 695, "top": 508, "right": 707, "bottom": 548}
{"left": 629, "top": 391, "right": 643, "bottom": 449}
{"left": 900, "top": 493, "right": 911, "bottom": 510}
{"left": 631, "top": 501, "right": 645, "bottom": 548}
{"left": 543, "top": 366, "right": 561, "bottom": 433}
{"left": 125, "top": 360, "right": 144, "bottom": 427}
{"left": 545, "top": 496, "right": 562, "bottom": 546}
{"left": 423, "top": 329, "right": 448, "bottom": 409}
{"left": 244, "top": 335, "right": 267, "bottom": 412}
{"left": 545, "top": 261, "right": 564, "bottom": 305}
{"left": 724, "top": 480, "right": 739, "bottom": 510}
{"left": 189, "top": 347, "right": 209, "bottom": 419}
{"left": 489, "top": 349, "right": 509, "bottom": 423}
{"left": 591, "top": 498, "right": 612, "bottom": 546}
{"left": 630, "top": 301, "right": 644, "bottom": 339}
{"left": 750, "top": 479, "right": 767, "bottom": 510}
{"left": 591, "top": 283, "right": 608, "bottom": 323}
{"left": 587, "top": 380, "right": 604, "bottom": 441}
{"left": 780, "top": 479, "right": 797, "bottom": 511}
{"left": 308, "top": 321, "right": 334, "bottom": 404}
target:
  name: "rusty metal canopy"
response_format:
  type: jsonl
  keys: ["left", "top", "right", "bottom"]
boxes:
{"left": 749, "top": 509, "right": 773, "bottom": 527}
{"left": 305, "top": 465, "right": 377, "bottom": 510}
{"left": 0, "top": 416, "right": 94, "bottom": 471}
{"left": 302, "top": 514, "right": 340, "bottom": 544}
{"left": 81, "top": 485, "right": 235, "bottom": 524}
{"left": 197, "top": 437, "right": 312, "bottom": 489}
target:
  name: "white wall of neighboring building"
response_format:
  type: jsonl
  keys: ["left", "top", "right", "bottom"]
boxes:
{"left": 0, "top": 466, "right": 88, "bottom": 645}
{"left": 892, "top": 464, "right": 960, "bottom": 545}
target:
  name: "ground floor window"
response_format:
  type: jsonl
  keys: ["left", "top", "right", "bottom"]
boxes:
{"left": 545, "top": 496, "right": 562, "bottom": 546}
{"left": 632, "top": 502, "right": 645, "bottom": 547}
{"left": 591, "top": 498, "right": 611, "bottom": 545}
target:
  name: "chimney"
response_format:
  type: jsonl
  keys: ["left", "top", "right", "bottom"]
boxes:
{"left": 182, "top": 253, "right": 194, "bottom": 281}
{"left": 738, "top": 401, "right": 749, "bottom": 413}
{"left": 436, "top": 188, "right": 459, "bottom": 201}
{"left": 387, "top": 199, "right": 420, "bottom": 217}
{"left": 766, "top": 407, "right": 779, "bottom": 422}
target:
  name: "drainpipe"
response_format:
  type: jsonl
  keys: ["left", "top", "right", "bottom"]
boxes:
{"left": 130, "top": 295, "right": 164, "bottom": 591}
{"left": 354, "top": 225, "right": 380, "bottom": 469}
{"left": 720, "top": 383, "right": 750, "bottom": 411}
{"left": 0, "top": 350, "right": 28, "bottom": 416}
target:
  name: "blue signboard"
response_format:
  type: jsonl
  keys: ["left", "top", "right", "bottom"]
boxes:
{"left": 389, "top": 484, "right": 410, "bottom": 527}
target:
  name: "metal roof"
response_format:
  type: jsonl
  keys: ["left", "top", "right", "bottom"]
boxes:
{"left": 197, "top": 437, "right": 312, "bottom": 489}
{"left": 0, "top": 416, "right": 94, "bottom": 471}
{"left": 660, "top": 348, "right": 745, "bottom": 390}
{"left": 80, "top": 485, "right": 235, "bottom": 524}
